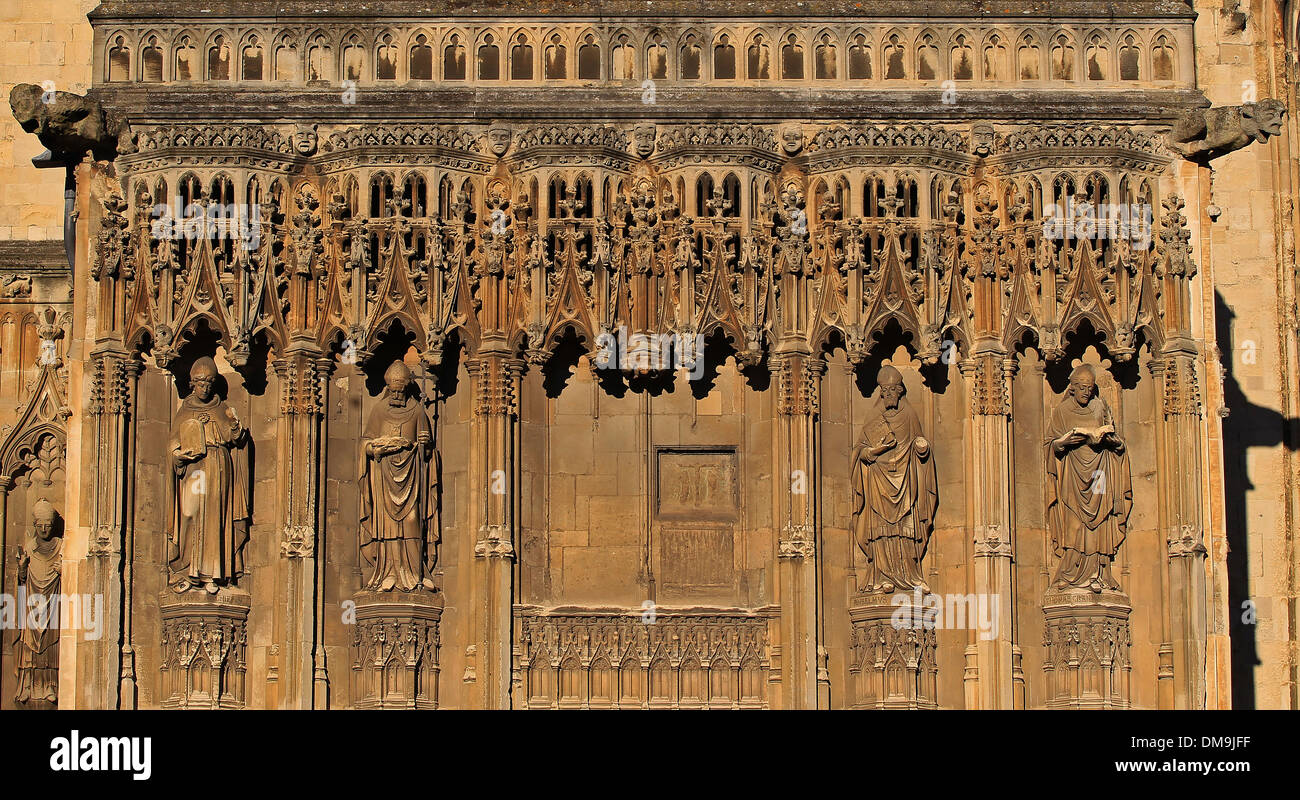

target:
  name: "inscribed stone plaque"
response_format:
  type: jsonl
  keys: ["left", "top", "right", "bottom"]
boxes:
{"left": 658, "top": 527, "right": 734, "bottom": 588}
{"left": 655, "top": 448, "right": 738, "bottom": 522}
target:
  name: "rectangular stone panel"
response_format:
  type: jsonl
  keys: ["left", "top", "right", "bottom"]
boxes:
{"left": 658, "top": 526, "right": 734, "bottom": 588}
{"left": 655, "top": 447, "right": 738, "bottom": 522}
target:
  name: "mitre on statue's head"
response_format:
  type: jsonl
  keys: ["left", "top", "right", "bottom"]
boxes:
{"left": 384, "top": 360, "right": 413, "bottom": 390}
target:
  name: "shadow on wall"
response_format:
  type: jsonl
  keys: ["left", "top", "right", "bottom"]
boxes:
{"left": 1215, "top": 291, "right": 1297, "bottom": 709}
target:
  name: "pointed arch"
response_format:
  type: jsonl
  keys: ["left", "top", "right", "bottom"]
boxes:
{"left": 746, "top": 29, "right": 772, "bottom": 79}
{"left": 1016, "top": 30, "right": 1042, "bottom": 80}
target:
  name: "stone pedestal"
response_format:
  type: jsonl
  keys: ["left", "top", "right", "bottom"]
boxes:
{"left": 350, "top": 591, "right": 443, "bottom": 710}
{"left": 158, "top": 589, "right": 251, "bottom": 709}
{"left": 848, "top": 592, "right": 938, "bottom": 709}
{"left": 1042, "top": 588, "right": 1132, "bottom": 709}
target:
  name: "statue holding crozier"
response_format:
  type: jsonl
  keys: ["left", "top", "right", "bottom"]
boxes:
{"left": 1046, "top": 364, "right": 1133, "bottom": 592}
{"left": 359, "top": 361, "right": 441, "bottom": 592}
{"left": 851, "top": 366, "right": 938, "bottom": 593}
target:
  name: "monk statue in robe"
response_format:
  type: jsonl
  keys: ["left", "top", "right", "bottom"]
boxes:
{"left": 15, "top": 499, "right": 62, "bottom": 703}
{"left": 1046, "top": 364, "right": 1133, "bottom": 593}
{"left": 169, "top": 357, "right": 250, "bottom": 594}
{"left": 359, "top": 361, "right": 440, "bottom": 592}
{"left": 851, "top": 366, "right": 939, "bottom": 593}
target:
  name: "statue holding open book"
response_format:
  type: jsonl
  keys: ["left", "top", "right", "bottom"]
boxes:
{"left": 168, "top": 357, "right": 251, "bottom": 594}
{"left": 851, "top": 366, "right": 938, "bottom": 594}
{"left": 1046, "top": 364, "right": 1133, "bottom": 593}
{"left": 359, "top": 360, "right": 440, "bottom": 592}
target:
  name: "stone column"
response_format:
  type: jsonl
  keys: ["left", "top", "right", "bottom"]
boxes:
{"left": 269, "top": 348, "right": 326, "bottom": 709}
{"left": 469, "top": 349, "right": 521, "bottom": 708}
{"left": 774, "top": 353, "right": 819, "bottom": 710}
{"left": 1152, "top": 350, "right": 1208, "bottom": 708}
{"left": 962, "top": 352, "right": 1017, "bottom": 709}
{"left": 84, "top": 348, "right": 133, "bottom": 709}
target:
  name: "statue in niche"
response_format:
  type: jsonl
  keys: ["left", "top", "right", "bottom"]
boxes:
{"left": 359, "top": 361, "right": 440, "bottom": 592}
{"left": 1046, "top": 364, "right": 1133, "bottom": 593}
{"left": 851, "top": 366, "right": 938, "bottom": 593}
{"left": 168, "top": 357, "right": 250, "bottom": 594}
{"left": 15, "top": 499, "right": 62, "bottom": 703}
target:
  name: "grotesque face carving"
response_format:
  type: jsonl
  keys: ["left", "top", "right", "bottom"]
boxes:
{"left": 1068, "top": 366, "right": 1097, "bottom": 407}
{"left": 972, "top": 123, "right": 995, "bottom": 157}
{"left": 878, "top": 366, "right": 905, "bottom": 410}
{"left": 633, "top": 124, "right": 657, "bottom": 158}
{"left": 385, "top": 361, "right": 413, "bottom": 406}
{"left": 1246, "top": 100, "right": 1287, "bottom": 141}
{"left": 780, "top": 125, "right": 804, "bottom": 155}
{"left": 293, "top": 124, "right": 318, "bottom": 156}
{"left": 190, "top": 357, "right": 219, "bottom": 403}
{"left": 487, "top": 126, "right": 512, "bottom": 157}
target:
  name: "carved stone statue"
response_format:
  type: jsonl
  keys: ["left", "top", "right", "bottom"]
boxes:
{"left": 851, "top": 366, "right": 938, "bottom": 593}
{"left": 1170, "top": 99, "right": 1286, "bottom": 161}
{"left": 1046, "top": 364, "right": 1132, "bottom": 592}
{"left": 169, "top": 357, "right": 250, "bottom": 594}
{"left": 15, "top": 499, "right": 62, "bottom": 704}
{"left": 360, "top": 361, "right": 440, "bottom": 592}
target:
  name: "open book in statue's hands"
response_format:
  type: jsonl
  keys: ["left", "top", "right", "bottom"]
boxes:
{"left": 1069, "top": 424, "right": 1115, "bottom": 445}
{"left": 176, "top": 419, "right": 206, "bottom": 462}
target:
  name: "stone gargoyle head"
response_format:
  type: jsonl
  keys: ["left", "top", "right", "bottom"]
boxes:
{"left": 9, "top": 83, "right": 130, "bottom": 159}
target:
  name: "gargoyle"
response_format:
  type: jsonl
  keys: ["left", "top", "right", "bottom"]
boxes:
{"left": 1169, "top": 99, "right": 1286, "bottom": 161}
{"left": 9, "top": 83, "right": 133, "bottom": 159}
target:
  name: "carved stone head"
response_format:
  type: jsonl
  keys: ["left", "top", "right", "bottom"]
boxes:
{"left": 292, "top": 124, "right": 318, "bottom": 156}
{"left": 972, "top": 123, "right": 995, "bottom": 157}
{"left": 780, "top": 125, "right": 804, "bottom": 155}
{"left": 1244, "top": 99, "right": 1287, "bottom": 141}
{"left": 384, "top": 360, "right": 413, "bottom": 406}
{"left": 633, "top": 124, "right": 657, "bottom": 158}
{"left": 487, "top": 126, "right": 513, "bottom": 157}
{"left": 32, "top": 499, "right": 59, "bottom": 542}
{"left": 190, "top": 357, "right": 219, "bottom": 402}
{"left": 878, "top": 365, "right": 906, "bottom": 409}
{"left": 1067, "top": 364, "right": 1097, "bottom": 407}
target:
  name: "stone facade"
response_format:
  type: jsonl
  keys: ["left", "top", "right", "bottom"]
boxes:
{"left": 0, "top": 0, "right": 1298, "bottom": 709}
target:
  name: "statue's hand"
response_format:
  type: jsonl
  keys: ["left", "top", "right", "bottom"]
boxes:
{"left": 1058, "top": 430, "right": 1087, "bottom": 449}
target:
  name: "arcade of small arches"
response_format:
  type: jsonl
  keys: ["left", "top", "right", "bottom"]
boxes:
{"left": 98, "top": 22, "right": 1190, "bottom": 88}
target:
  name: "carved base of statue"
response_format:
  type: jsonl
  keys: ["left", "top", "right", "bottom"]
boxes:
{"left": 351, "top": 591, "right": 443, "bottom": 710}
{"left": 159, "top": 588, "right": 250, "bottom": 709}
{"left": 1042, "top": 587, "right": 1132, "bottom": 709}
{"left": 848, "top": 592, "right": 938, "bottom": 709}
